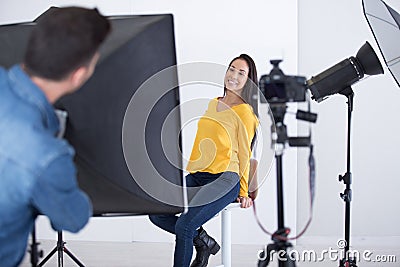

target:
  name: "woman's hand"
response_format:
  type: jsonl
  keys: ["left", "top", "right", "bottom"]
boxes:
{"left": 236, "top": 196, "right": 253, "bottom": 208}
{"left": 249, "top": 191, "right": 257, "bottom": 201}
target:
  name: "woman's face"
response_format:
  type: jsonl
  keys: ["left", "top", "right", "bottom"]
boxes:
{"left": 224, "top": 58, "right": 249, "bottom": 93}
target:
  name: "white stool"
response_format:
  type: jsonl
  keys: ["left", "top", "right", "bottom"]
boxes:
{"left": 215, "top": 202, "right": 241, "bottom": 267}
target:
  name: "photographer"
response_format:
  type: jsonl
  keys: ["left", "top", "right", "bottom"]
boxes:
{"left": 0, "top": 7, "right": 110, "bottom": 266}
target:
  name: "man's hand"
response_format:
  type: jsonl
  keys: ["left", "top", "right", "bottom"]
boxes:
{"left": 236, "top": 196, "right": 253, "bottom": 208}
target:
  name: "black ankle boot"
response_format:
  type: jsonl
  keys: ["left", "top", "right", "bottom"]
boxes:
{"left": 190, "top": 227, "right": 220, "bottom": 267}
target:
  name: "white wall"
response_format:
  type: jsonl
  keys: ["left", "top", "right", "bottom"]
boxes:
{"left": 6, "top": 0, "right": 399, "bottom": 250}
{"left": 297, "top": 0, "right": 400, "bottom": 247}
{"left": 0, "top": 0, "right": 300, "bottom": 245}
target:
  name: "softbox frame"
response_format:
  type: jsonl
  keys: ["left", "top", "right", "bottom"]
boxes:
{"left": 0, "top": 12, "right": 185, "bottom": 215}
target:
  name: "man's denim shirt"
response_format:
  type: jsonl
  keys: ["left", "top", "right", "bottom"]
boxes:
{"left": 0, "top": 65, "right": 92, "bottom": 267}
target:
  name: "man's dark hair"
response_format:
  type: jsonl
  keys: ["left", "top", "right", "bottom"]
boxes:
{"left": 24, "top": 7, "right": 111, "bottom": 80}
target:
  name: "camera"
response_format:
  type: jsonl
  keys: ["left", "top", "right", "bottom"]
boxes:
{"left": 259, "top": 60, "right": 307, "bottom": 103}
{"left": 259, "top": 59, "right": 317, "bottom": 147}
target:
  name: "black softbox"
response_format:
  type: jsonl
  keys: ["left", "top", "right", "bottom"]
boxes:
{"left": 0, "top": 12, "right": 185, "bottom": 215}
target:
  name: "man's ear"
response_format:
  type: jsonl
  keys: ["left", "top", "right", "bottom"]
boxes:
{"left": 69, "top": 66, "right": 89, "bottom": 89}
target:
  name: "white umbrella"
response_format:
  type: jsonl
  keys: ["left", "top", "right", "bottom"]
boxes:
{"left": 363, "top": 0, "right": 400, "bottom": 87}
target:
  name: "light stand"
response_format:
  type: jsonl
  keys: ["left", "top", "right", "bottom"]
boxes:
{"left": 306, "top": 41, "right": 384, "bottom": 267}
{"left": 29, "top": 225, "right": 42, "bottom": 266}
{"left": 338, "top": 87, "right": 357, "bottom": 267}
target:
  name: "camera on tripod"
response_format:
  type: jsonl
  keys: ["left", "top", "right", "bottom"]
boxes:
{"left": 257, "top": 60, "right": 317, "bottom": 267}
{"left": 259, "top": 59, "right": 317, "bottom": 147}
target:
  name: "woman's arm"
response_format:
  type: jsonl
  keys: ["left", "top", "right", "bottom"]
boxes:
{"left": 248, "top": 158, "right": 258, "bottom": 200}
{"left": 237, "top": 158, "right": 258, "bottom": 208}
{"left": 236, "top": 107, "right": 258, "bottom": 208}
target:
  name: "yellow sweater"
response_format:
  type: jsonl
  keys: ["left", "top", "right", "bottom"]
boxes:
{"left": 186, "top": 98, "right": 258, "bottom": 197}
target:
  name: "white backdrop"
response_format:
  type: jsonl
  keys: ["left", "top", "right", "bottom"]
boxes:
{"left": 0, "top": 0, "right": 299, "bottom": 246}
{"left": 1, "top": 0, "right": 398, "bottom": 248}
{"left": 297, "top": 0, "right": 400, "bottom": 247}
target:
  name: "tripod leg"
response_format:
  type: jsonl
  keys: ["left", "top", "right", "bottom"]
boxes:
{"left": 258, "top": 243, "right": 278, "bottom": 267}
{"left": 64, "top": 248, "right": 85, "bottom": 267}
{"left": 258, "top": 243, "right": 297, "bottom": 267}
{"left": 37, "top": 247, "right": 57, "bottom": 267}
{"left": 283, "top": 254, "right": 296, "bottom": 267}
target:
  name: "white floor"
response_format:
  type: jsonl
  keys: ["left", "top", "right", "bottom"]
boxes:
{"left": 20, "top": 239, "right": 400, "bottom": 267}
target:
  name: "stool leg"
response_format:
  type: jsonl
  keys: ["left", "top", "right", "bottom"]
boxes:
{"left": 221, "top": 208, "right": 232, "bottom": 267}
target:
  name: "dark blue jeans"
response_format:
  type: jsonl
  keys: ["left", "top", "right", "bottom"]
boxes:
{"left": 149, "top": 172, "right": 240, "bottom": 267}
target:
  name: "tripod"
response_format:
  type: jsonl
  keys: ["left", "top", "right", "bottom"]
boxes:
{"left": 258, "top": 148, "right": 296, "bottom": 267}
{"left": 338, "top": 87, "right": 357, "bottom": 267}
{"left": 258, "top": 103, "right": 309, "bottom": 267}
{"left": 30, "top": 226, "right": 85, "bottom": 267}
